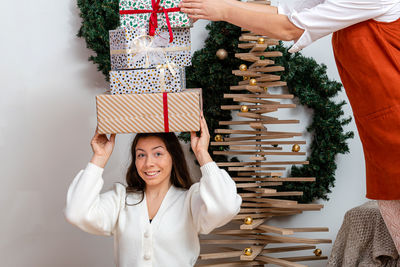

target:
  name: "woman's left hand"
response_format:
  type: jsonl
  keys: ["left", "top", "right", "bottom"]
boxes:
{"left": 191, "top": 114, "right": 213, "bottom": 166}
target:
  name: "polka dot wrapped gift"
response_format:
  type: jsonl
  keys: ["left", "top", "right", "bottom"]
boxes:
{"left": 109, "top": 66, "right": 186, "bottom": 94}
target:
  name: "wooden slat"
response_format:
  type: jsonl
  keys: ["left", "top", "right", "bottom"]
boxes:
{"left": 262, "top": 245, "right": 316, "bottom": 253}
{"left": 196, "top": 260, "right": 264, "bottom": 267}
{"left": 212, "top": 140, "right": 306, "bottom": 146}
{"left": 200, "top": 239, "right": 268, "bottom": 245}
{"left": 240, "top": 219, "right": 266, "bottom": 230}
{"left": 199, "top": 250, "right": 243, "bottom": 260}
{"left": 219, "top": 161, "right": 309, "bottom": 167}
{"left": 257, "top": 224, "right": 294, "bottom": 235}
{"left": 249, "top": 44, "right": 270, "bottom": 52}
{"left": 256, "top": 255, "right": 306, "bottom": 267}
{"left": 220, "top": 104, "right": 296, "bottom": 110}
{"left": 244, "top": 188, "right": 278, "bottom": 193}
{"left": 228, "top": 167, "right": 287, "bottom": 171}
{"left": 236, "top": 182, "right": 284, "bottom": 188}
{"left": 224, "top": 135, "right": 297, "bottom": 141}
{"left": 233, "top": 97, "right": 281, "bottom": 104}
{"left": 230, "top": 85, "right": 264, "bottom": 91}
{"left": 234, "top": 212, "right": 300, "bottom": 220}
{"left": 240, "top": 246, "right": 264, "bottom": 261}
{"left": 233, "top": 177, "right": 316, "bottom": 182}
{"left": 230, "top": 145, "right": 282, "bottom": 150}
{"left": 214, "top": 151, "right": 305, "bottom": 156}
{"left": 224, "top": 93, "right": 294, "bottom": 99}
{"left": 280, "top": 256, "right": 328, "bottom": 262}
{"left": 252, "top": 66, "right": 285, "bottom": 72}
{"left": 216, "top": 129, "right": 302, "bottom": 136}
{"left": 238, "top": 51, "right": 282, "bottom": 58}
{"left": 240, "top": 192, "right": 303, "bottom": 197}
{"left": 238, "top": 39, "right": 278, "bottom": 47}
{"left": 237, "top": 172, "right": 284, "bottom": 176}
{"left": 286, "top": 227, "right": 329, "bottom": 233}
{"left": 241, "top": 234, "right": 332, "bottom": 244}
{"left": 241, "top": 202, "right": 324, "bottom": 211}
{"left": 213, "top": 151, "right": 306, "bottom": 156}
{"left": 232, "top": 70, "right": 262, "bottom": 77}
{"left": 219, "top": 120, "right": 300, "bottom": 126}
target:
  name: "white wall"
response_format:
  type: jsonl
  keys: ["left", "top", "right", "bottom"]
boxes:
{"left": 0, "top": 0, "right": 367, "bottom": 266}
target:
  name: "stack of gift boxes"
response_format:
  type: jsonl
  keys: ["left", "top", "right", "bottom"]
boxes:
{"left": 96, "top": 0, "right": 202, "bottom": 134}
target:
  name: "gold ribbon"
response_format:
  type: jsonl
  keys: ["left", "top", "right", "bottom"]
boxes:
{"left": 156, "top": 62, "right": 178, "bottom": 92}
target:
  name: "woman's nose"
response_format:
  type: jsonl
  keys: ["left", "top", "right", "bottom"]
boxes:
{"left": 144, "top": 155, "right": 155, "bottom": 167}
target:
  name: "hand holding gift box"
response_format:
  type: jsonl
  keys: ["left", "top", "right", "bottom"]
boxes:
{"left": 96, "top": 90, "right": 202, "bottom": 134}
{"left": 119, "top": 0, "right": 193, "bottom": 42}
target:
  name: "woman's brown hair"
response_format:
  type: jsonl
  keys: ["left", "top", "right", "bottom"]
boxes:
{"left": 125, "top": 133, "right": 193, "bottom": 202}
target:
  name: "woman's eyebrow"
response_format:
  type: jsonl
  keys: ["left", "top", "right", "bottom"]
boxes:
{"left": 152, "top": 146, "right": 165, "bottom": 150}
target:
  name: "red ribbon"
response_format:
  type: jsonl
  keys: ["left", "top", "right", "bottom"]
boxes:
{"left": 162, "top": 92, "right": 169, "bottom": 132}
{"left": 119, "top": 0, "right": 180, "bottom": 43}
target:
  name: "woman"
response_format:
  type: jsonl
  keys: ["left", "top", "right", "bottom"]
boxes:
{"left": 64, "top": 116, "right": 242, "bottom": 266}
{"left": 179, "top": 0, "right": 400, "bottom": 251}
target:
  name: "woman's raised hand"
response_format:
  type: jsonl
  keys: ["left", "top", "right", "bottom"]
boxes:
{"left": 90, "top": 129, "right": 116, "bottom": 168}
{"left": 179, "top": 0, "right": 231, "bottom": 21}
{"left": 191, "top": 114, "right": 213, "bottom": 166}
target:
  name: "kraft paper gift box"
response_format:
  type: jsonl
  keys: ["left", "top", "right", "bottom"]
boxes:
{"left": 109, "top": 66, "right": 185, "bottom": 94}
{"left": 119, "top": 0, "right": 193, "bottom": 29}
{"left": 96, "top": 90, "right": 202, "bottom": 134}
{"left": 109, "top": 27, "right": 191, "bottom": 70}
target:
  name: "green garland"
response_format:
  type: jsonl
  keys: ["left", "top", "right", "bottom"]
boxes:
{"left": 77, "top": 0, "right": 353, "bottom": 202}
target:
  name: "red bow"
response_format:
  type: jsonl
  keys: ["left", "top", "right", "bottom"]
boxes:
{"left": 119, "top": 0, "right": 180, "bottom": 43}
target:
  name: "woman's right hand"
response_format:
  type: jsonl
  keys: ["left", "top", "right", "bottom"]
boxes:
{"left": 90, "top": 129, "right": 116, "bottom": 168}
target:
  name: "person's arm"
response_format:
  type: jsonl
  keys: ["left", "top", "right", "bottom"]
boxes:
{"left": 64, "top": 130, "right": 123, "bottom": 236}
{"left": 64, "top": 163, "right": 125, "bottom": 236}
{"left": 180, "top": 0, "right": 397, "bottom": 52}
{"left": 189, "top": 162, "right": 242, "bottom": 234}
{"left": 180, "top": 0, "right": 303, "bottom": 41}
{"left": 190, "top": 114, "right": 212, "bottom": 167}
{"left": 188, "top": 114, "right": 242, "bottom": 234}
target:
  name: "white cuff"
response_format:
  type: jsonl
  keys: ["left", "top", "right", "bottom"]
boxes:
{"left": 86, "top": 162, "right": 104, "bottom": 176}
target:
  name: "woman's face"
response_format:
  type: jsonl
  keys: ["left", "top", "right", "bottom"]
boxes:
{"left": 135, "top": 136, "right": 173, "bottom": 189}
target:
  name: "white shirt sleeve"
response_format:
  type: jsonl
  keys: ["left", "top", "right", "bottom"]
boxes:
{"left": 278, "top": 0, "right": 399, "bottom": 53}
{"left": 189, "top": 162, "right": 242, "bottom": 234}
{"left": 64, "top": 163, "right": 126, "bottom": 236}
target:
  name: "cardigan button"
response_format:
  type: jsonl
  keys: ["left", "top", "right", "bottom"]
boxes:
{"left": 144, "top": 253, "right": 151, "bottom": 260}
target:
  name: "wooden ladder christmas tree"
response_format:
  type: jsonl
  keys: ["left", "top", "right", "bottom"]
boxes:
{"left": 196, "top": 1, "right": 331, "bottom": 266}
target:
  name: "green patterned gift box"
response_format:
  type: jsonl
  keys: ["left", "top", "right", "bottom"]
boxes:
{"left": 119, "top": 0, "right": 193, "bottom": 29}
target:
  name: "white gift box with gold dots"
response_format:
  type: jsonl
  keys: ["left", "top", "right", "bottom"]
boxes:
{"left": 109, "top": 27, "right": 191, "bottom": 70}
{"left": 109, "top": 66, "right": 186, "bottom": 94}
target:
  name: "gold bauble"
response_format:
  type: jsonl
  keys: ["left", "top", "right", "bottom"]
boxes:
{"left": 313, "top": 249, "right": 322, "bottom": 257}
{"left": 239, "top": 64, "right": 248, "bottom": 71}
{"left": 243, "top": 247, "right": 253, "bottom": 256}
{"left": 244, "top": 216, "right": 253, "bottom": 225}
{"left": 249, "top": 79, "right": 257, "bottom": 86}
{"left": 257, "top": 37, "right": 265, "bottom": 44}
{"left": 216, "top": 49, "right": 228, "bottom": 60}
{"left": 243, "top": 76, "right": 249, "bottom": 81}
{"left": 292, "top": 144, "right": 301, "bottom": 152}
{"left": 240, "top": 105, "right": 249, "bottom": 113}
{"left": 214, "top": 134, "right": 223, "bottom": 142}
